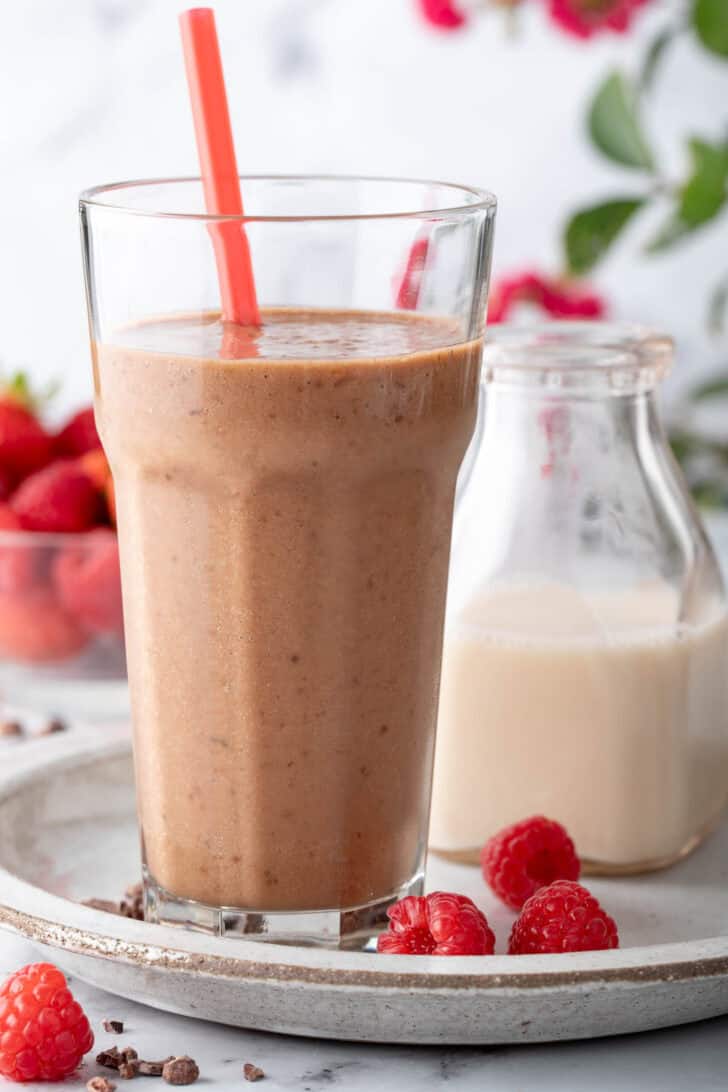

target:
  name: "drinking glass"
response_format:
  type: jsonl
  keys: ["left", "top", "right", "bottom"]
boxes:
{"left": 80, "top": 176, "right": 496, "bottom": 945}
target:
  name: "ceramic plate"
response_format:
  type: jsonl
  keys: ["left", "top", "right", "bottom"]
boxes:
{"left": 1, "top": 731, "right": 728, "bottom": 1045}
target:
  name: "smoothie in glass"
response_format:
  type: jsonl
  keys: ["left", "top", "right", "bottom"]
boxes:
{"left": 81, "top": 175, "right": 495, "bottom": 943}
{"left": 95, "top": 309, "right": 480, "bottom": 917}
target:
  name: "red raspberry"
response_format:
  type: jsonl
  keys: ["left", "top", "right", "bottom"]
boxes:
{"left": 0, "top": 962, "right": 94, "bottom": 1082}
{"left": 481, "top": 815, "right": 580, "bottom": 910}
{"left": 377, "top": 892, "right": 495, "bottom": 955}
{"left": 508, "top": 880, "right": 619, "bottom": 955}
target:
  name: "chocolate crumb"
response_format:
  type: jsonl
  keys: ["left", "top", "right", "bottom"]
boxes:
{"left": 82, "top": 879, "right": 145, "bottom": 920}
{"left": 118, "top": 1060, "right": 139, "bottom": 1080}
{"left": 120, "top": 901, "right": 144, "bottom": 921}
{"left": 103, "top": 1020, "right": 124, "bottom": 1034}
{"left": 0, "top": 720, "right": 22, "bottom": 737}
{"left": 97, "top": 1046, "right": 139, "bottom": 1072}
{"left": 243, "top": 1062, "right": 265, "bottom": 1081}
{"left": 97, "top": 1046, "right": 122, "bottom": 1070}
{"left": 120, "top": 883, "right": 145, "bottom": 921}
{"left": 137, "top": 1057, "right": 174, "bottom": 1077}
{"left": 83, "top": 898, "right": 123, "bottom": 915}
{"left": 162, "top": 1056, "right": 200, "bottom": 1085}
{"left": 87, "top": 1078, "right": 117, "bottom": 1092}
{"left": 40, "top": 717, "right": 66, "bottom": 735}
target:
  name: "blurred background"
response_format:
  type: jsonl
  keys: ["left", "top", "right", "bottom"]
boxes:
{"left": 1, "top": 0, "right": 725, "bottom": 413}
{"left": 0, "top": 0, "right": 723, "bottom": 717}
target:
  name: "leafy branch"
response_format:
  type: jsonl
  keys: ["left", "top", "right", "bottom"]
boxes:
{"left": 561, "top": 0, "right": 728, "bottom": 330}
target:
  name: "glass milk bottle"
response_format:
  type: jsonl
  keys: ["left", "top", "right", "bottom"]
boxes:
{"left": 430, "top": 323, "right": 728, "bottom": 874}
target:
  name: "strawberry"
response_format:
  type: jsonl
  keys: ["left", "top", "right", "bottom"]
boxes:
{"left": 78, "top": 448, "right": 115, "bottom": 526}
{"left": 11, "top": 460, "right": 103, "bottom": 533}
{"left": 106, "top": 475, "right": 117, "bottom": 527}
{"left": 0, "top": 504, "right": 23, "bottom": 534}
{"left": 0, "top": 399, "right": 53, "bottom": 480}
{"left": 0, "top": 587, "right": 88, "bottom": 662}
{"left": 53, "top": 529, "right": 124, "bottom": 636}
{"left": 0, "top": 466, "right": 15, "bottom": 501}
{"left": 55, "top": 406, "right": 101, "bottom": 457}
{"left": 0, "top": 503, "right": 37, "bottom": 593}
{"left": 78, "top": 448, "right": 110, "bottom": 492}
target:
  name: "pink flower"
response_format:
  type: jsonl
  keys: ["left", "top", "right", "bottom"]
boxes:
{"left": 488, "top": 271, "right": 606, "bottom": 323}
{"left": 547, "top": 0, "right": 651, "bottom": 39}
{"left": 417, "top": 0, "right": 469, "bottom": 31}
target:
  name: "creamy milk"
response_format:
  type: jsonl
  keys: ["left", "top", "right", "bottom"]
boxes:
{"left": 430, "top": 581, "right": 728, "bottom": 868}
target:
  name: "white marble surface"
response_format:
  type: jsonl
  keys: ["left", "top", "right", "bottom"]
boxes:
{"left": 2, "top": 932, "right": 728, "bottom": 1091}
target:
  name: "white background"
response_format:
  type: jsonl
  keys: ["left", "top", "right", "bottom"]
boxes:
{"left": 0, "top": 0, "right": 726, "bottom": 413}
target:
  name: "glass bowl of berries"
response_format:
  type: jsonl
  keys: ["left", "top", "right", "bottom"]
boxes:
{"left": 0, "top": 389, "right": 127, "bottom": 722}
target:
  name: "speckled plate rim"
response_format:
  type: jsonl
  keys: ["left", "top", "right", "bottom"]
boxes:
{"left": 1, "top": 733, "right": 728, "bottom": 992}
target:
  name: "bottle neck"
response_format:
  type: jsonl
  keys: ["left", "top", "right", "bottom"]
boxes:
{"left": 481, "top": 380, "right": 663, "bottom": 468}
{"left": 450, "top": 379, "right": 703, "bottom": 610}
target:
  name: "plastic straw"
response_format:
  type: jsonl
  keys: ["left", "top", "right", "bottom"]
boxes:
{"left": 179, "top": 7, "right": 260, "bottom": 326}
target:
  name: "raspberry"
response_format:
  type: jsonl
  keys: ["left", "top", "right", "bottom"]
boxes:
{"left": 508, "top": 880, "right": 619, "bottom": 955}
{"left": 0, "top": 962, "right": 94, "bottom": 1082}
{"left": 377, "top": 892, "right": 495, "bottom": 955}
{"left": 481, "top": 815, "right": 580, "bottom": 910}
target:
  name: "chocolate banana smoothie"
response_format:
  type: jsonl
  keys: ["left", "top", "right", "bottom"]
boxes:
{"left": 94, "top": 309, "right": 481, "bottom": 914}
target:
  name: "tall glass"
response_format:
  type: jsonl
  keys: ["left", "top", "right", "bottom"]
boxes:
{"left": 80, "top": 177, "right": 496, "bottom": 945}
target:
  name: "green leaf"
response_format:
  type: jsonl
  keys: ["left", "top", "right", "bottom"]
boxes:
{"left": 588, "top": 72, "right": 655, "bottom": 171}
{"left": 680, "top": 138, "right": 728, "bottom": 224}
{"left": 691, "top": 480, "right": 728, "bottom": 509}
{"left": 0, "top": 370, "right": 59, "bottom": 413}
{"left": 708, "top": 274, "right": 728, "bottom": 336}
{"left": 564, "top": 198, "right": 645, "bottom": 274}
{"left": 646, "top": 136, "right": 728, "bottom": 252}
{"left": 645, "top": 214, "right": 692, "bottom": 252}
{"left": 692, "top": 0, "right": 728, "bottom": 57}
{"left": 690, "top": 372, "right": 728, "bottom": 400}
{"left": 639, "top": 27, "right": 677, "bottom": 92}
{"left": 0, "top": 367, "right": 60, "bottom": 414}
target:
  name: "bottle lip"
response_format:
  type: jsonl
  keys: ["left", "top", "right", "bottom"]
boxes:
{"left": 482, "top": 322, "right": 673, "bottom": 391}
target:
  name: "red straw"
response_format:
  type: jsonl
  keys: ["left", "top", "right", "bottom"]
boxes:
{"left": 179, "top": 7, "right": 260, "bottom": 327}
